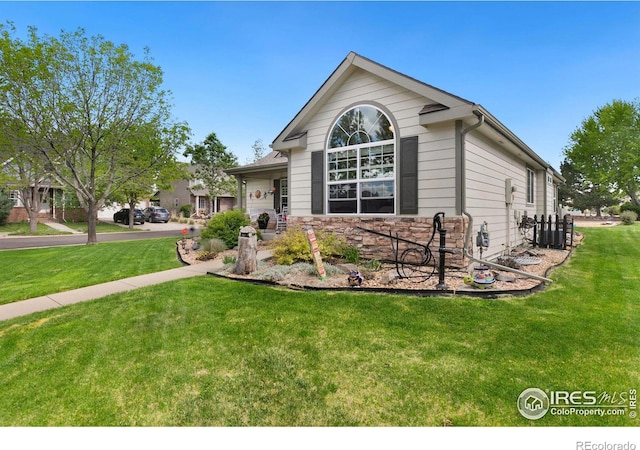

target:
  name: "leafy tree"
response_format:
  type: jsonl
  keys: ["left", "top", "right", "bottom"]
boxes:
{"left": 183, "top": 132, "right": 238, "bottom": 213}
{"left": 0, "top": 189, "right": 12, "bottom": 225}
{"left": 563, "top": 99, "right": 640, "bottom": 207}
{"left": 106, "top": 122, "right": 190, "bottom": 229}
{"left": 250, "top": 138, "right": 266, "bottom": 163}
{"left": 0, "top": 118, "right": 54, "bottom": 232}
{"left": 559, "top": 160, "right": 617, "bottom": 217}
{"left": 0, "top": 24, "right": 190, "bottom": 243}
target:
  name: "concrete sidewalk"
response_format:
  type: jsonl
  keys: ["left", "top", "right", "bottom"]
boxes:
{"left": 0, "top": 250, "right": 272, "bottom": 322}
{"left": 43, "top": 221, "right": 84, "bottom": 234}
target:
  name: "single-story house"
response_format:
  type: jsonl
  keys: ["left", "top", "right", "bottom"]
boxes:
{"left": 156, "top": 165, "right": 236, "bottom": 218}
{"left": 228, "top": 52, "right": 563, "bottom": 266}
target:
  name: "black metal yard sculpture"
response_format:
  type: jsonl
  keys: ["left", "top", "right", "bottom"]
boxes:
{"left": 357, "top": 212, "right": 454, "bottom": 288}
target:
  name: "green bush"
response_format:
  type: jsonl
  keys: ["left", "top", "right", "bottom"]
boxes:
{"left": 0, "top": 190, "right": 12, "bottom": 226}
{"left": 341, "top": 245, "right": 361, "bottom": 264}
{"left": 179, "top": 204, "right": 192, "bottom": 218}
{"left": 269, "top": 227, "right": 346, "bottom": 265}
{"left": 620, "top": 203, "right": 640, "bottom": 217}
{"left": 222, "top": 255, "right": 236, "bottom": 265}
{"left": 201, "top": 209, "right": 250, "bottom": 248}
{"left": 620, "top": 210, "right": 637, "bottom": 225}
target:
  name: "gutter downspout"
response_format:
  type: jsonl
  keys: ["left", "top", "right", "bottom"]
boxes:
{"left": 459, "top": 113, "right": 552, "bottom": 284}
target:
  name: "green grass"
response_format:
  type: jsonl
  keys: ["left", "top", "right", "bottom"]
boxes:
{"left": 0, "top": 238, "right": 182, "bottom": 305}
{"left": 0, "top": 220, "right": 138, "bottom": 235}
{"left": 66, "top": 221, "right": 141, "bottom": 233}
{"left": 0, "top": 222, "right": 70, "bottom": 235}
{"left": 0, "top": 225, "right": 638, "bottom": 426}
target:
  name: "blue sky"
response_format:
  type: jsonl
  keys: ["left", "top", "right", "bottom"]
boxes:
{"left": 2, "top": 1, "right": 639, "bottom": 170}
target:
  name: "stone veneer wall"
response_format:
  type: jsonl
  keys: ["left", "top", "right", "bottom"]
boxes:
{"left": 287, "top": 215, "right": 469, "bottom": 268}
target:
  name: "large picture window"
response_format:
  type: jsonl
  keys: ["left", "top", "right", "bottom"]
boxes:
{"left": 327, "top": 105, "right": 395, "bottom": 214}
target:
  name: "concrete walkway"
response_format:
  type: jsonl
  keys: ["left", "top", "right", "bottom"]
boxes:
{"left": 0, "top": 250, "right": 272, "bottom": 322}
{"left": 43, "top": 221, "right": 85, "bottom": 234}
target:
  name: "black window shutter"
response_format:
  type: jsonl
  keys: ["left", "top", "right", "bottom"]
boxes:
{"left": 273, "top": 179, "right": 281, "bottom": 212}
{"left": 311, "top": 151, "right": 324, "bottom": 214}
{"left": 400, "top": 136, "right": 418, "bottom": 214}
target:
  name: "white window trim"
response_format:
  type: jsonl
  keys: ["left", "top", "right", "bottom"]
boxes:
{"left": 326, "top": 105, "right": 396, "bottom": 215}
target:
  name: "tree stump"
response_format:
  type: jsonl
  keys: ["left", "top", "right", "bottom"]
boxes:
{"left": 235, "top": 226, "right": 257, "bottom": 274}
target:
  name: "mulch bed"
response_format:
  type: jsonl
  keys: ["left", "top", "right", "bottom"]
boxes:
{"left": 177, "top": 233, "right": 584, "bottom": 298}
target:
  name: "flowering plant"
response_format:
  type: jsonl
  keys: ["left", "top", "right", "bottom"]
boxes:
{"left": 258, "top": 212, "right": 270, "bottom": 221}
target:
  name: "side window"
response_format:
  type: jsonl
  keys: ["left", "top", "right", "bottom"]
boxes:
{"left": 526, "top": 167, "right": 535, "bottom": 204}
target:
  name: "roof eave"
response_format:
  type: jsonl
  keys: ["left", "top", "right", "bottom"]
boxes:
{"left": 225, "top": 161, "right": 288, "bottom": 176}
{"left": 419, "top": 104, "right": 476, "bottom": 126}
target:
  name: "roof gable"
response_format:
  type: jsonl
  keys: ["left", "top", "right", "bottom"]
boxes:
{"left": 272, "top": 52, "right": 475, "bottom": 151}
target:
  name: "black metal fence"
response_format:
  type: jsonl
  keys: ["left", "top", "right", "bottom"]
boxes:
{"left": 531, "top": 214, "right": 574, "bottom": 249}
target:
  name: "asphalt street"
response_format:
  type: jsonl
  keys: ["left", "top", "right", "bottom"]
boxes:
{"left": 0, "top": 222, "right": 201, "bottom": 250}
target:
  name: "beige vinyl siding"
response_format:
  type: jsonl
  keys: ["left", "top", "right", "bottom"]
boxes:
{"left": 290, "top": 68, "right": 457, "bottom": 216}
{"left": 465, "top": 131, "right": 530, "bottom": 259}
{"left": 417, "top": 123, "right": 457, "bottom": 215}
{"left": 244, "top": 170, "right": 288, "bottom": 212}
{"left": 289, "top": 149, "right": 313, "bottom": 216}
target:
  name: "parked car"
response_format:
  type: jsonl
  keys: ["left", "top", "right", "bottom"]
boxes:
{"left": 113, "top": 208, "right": 145, "bottom": 225}
{"left": 144, "top": 206, "right": 171, "bottom": 223}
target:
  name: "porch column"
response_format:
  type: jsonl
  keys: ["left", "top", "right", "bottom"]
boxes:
{"left": 235, "top": 175, "right": 244, "bottom": 210}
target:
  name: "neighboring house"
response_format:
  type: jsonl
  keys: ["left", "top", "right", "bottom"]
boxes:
{"left": 156, "top": 165, "right": 236, "bottom": 218}
{"left": 226, "top": 150, "right": 289, "bottom": 220}
{"left": 6, "top": 185, "right": 87, "bottom": 223}
{"left": 228, "top": 52, "right": 563, "bottom": 265}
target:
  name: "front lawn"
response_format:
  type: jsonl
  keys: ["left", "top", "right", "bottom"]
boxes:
{"left": 0, "top": 225, "right": 637, "bottom": 426}
{"left": 66, "top": 221, "right": 143, "bottom": 233}
{"left": 0, "top": 220, "right": 141, "bottom": 235}
{"left": 0, "top": 237, "right": 182, "bottom": 305}
{"left": 0, "top": 222, "right": 70, "bottom": 235}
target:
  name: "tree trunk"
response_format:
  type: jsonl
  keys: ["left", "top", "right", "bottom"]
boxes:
{"left": 234, "top": 226, "right": 257, "bottom": 274}
{"left": 86, "top": 202, "right": 98, "bottom": 244}
{"left": 28, "top": 208, "right": 38, "bottom": 233}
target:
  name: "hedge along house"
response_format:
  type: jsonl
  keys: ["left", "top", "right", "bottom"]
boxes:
{"left": 230, "top": 52, "right": 563, "bottom": 266}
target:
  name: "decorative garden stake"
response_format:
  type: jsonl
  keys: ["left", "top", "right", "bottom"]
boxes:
{"left": 306, "top": 227, "right": 327, "bottom": 280}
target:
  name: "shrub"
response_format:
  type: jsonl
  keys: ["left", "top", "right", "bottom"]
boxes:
{"left": 620, "top": 210, "right": 637, "bottom": 225}
{"left": 341, "top": 245, "right": 361, "bottom": 264}
{"left": 0, "top": 189, "right": 12, "bottom": 226}
{"left": 363, "top": 258, "right": 383, "bottom": 271}
{"left": 179, "top": 204, "right": 192, "bottom": 218}
{"left": 269, "top": 227, "right": 346, "bottom": 265}
{"left": 201, "top": 209, "right": 250, "bottom": 248}
{"left": 196, "top": 251, "right": 216, "bottom": 261}
{"left": 620, "top": 203, "right": 640, "bottom": 217}
{"left": 199, "top": 238, "right": 228, "bottom": 253}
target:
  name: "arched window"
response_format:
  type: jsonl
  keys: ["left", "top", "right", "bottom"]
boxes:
{"left": 327, "top": 105, "right": 395, "bottom": 214}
